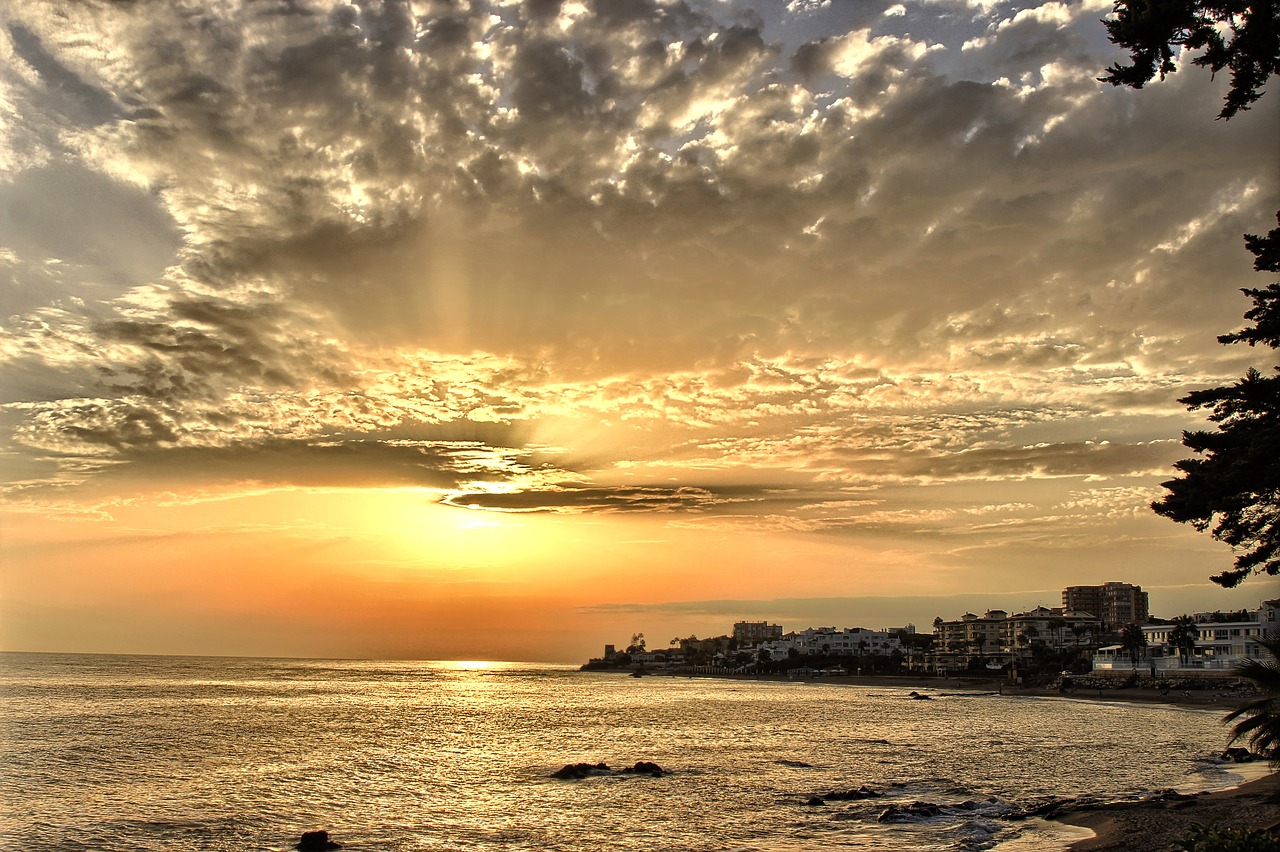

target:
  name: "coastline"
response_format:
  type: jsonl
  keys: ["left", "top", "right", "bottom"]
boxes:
{"left": 1051, "top": 768, "right": 1280, "bottom": 851}
{"left": 634, "top": 669, "right": 1251, "bottom": 711}
{"left": 631, "top": 668, "right": 1279, "bottom": 848}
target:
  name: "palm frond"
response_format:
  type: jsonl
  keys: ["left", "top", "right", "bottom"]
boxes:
{"left": 1224, "top": 635, "right": 1280, "bottom": 764}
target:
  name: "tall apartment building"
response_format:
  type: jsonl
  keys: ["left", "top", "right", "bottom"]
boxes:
{"left": 932, "top": 607, "right": 1101, "bottom": 654}
{"left": 733, "top": 621, "right": 783, "bottom": 644}
{"left": 1062, "top": 582, "right": 1149, "bottom": 628}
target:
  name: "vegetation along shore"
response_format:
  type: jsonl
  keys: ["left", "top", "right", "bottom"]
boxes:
{"left": 1053, "top": 770, "right": 1280, "bottom": 851}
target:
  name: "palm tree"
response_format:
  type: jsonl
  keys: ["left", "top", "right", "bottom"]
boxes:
{"left": 1167, "top": 615, "right": 1199, "bottom": 666}
{"left": 1223, "top": 635, "right": 1280, "bottom": 765}
{"left": 1048, "top": 617, "right": 1067, "bottom": 649}
{"left": 1120, "top": 623, "right": 1147, "bottom": 669}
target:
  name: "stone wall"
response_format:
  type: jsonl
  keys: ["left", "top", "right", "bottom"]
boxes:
{"left": 1073, "top": 671, "right": 1252, "bottom": 691}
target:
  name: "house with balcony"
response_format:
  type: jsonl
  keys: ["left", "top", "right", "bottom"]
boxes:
{"left": 1092, "top": 600, "right": 1278, "bottom": 674}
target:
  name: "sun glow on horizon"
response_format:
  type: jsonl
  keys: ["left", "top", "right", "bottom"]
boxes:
{"left": 440, "top": 659, "right": 508, "bottom": 671}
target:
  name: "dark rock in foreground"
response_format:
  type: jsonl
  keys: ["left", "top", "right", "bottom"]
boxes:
{"left": 804, "top": 785, "right": 883, "bottom": 806}
{"left": 1003, "top": 789, "right": 1203, "bottom": 821}
{"left": 877, "top": 801, "right": 943, "bottom": 822}
{"left": 297, "top": 830, "right": 342, "bottom": 850}
{"left": 822, "top": 786, "right": 883, "bottom": 802}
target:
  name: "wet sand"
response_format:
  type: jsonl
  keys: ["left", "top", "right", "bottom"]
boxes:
{"left": 1053, "top": 768, "right": 1280, "bottom": 850}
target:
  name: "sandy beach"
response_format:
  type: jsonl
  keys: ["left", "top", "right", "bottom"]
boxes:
{"left": 1052, "top": 769, "right": 1280, "bottom": 850}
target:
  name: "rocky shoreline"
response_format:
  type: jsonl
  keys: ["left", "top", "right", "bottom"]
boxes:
{"left": 1051, "top": 769, "right": 1280, "bottom": 850}
{"left": 577, "top": 668, "right": 1276, "bottom": 847}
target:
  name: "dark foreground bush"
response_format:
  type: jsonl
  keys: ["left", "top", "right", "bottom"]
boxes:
{"left": 1171, "top": 823, "right": 1280, "bottom": 852}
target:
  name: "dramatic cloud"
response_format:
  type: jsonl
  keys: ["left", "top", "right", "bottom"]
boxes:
{"left": 1, "top": 0, "right": 1275, "bottom": 657}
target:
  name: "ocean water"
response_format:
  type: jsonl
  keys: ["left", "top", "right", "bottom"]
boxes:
{"left": 0, "top": 653, "right": 1254, "bottom": 851}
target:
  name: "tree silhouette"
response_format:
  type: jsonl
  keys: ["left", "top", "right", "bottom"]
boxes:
{"left": 1167, "top": 615, "right": 1200, "bottom": 664}
{"left": 1101, "top": 4, "right": 1280, "bottom": 587}
{"left": 1224, "top": 635, "right": 1280, "bottom": 764}
{"left": 1152, "top": 218, "right": 1280, "bottom": 587}
{"left": 1048, "top": 617, "right": 1067, "bottom": 648}
{"left": 1100, "top": 0, "right": 1280, "bottom": 119}
{"left": 1120, "top": 623, "right": 1148, "bottom": 668}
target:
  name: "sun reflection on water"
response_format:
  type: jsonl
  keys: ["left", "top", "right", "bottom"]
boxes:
{"left": 0, "top": 655, "right": 1250, "bottom": 852}
{"left": 440, "top": 660, "right": 508, "bottom": 671}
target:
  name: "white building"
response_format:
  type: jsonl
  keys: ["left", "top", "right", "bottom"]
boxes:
{"left": 758, "top": 626, "right": 902, "bottom": 659}
{"left": 1093, "top": 599, "right": 1278, "bottom": 673}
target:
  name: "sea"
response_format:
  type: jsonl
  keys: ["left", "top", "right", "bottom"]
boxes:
{"left": 0, "top": 653, "right": 1260, "bottom": 851}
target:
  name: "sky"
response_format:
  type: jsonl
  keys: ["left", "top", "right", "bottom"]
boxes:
{"left": 1, "top": 0, "right": 1277, "bottom": 663}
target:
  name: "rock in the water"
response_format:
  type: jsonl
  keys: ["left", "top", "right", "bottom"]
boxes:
{"left": 552, "top": 761, "right": 611, "bottom": 779}
{"left": 1221, "top": 747, "right": 1255, "bottom": 763}
{"left": 907, "top": 691, "right": 933, "bottom": 700}
{"left": 805, "top": 796, "right": 826, "bottom": 806}
{"left": 823, "top": 786, "right": 882, "bottom": 801}
{"left": 552, "top": 760, "right": 665, "bottom": 779}
{"left": 877, "top": 801, "right": 943, "bottom": 822}
{"left": 621, "top": 761, "right": 666, "bottom": 776}
{"left": 297, "top": 830, "right": 342, "bottom": 851}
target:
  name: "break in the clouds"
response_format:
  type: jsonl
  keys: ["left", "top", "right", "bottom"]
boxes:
{"left": 1, "top": 0, "right": 1276, "bottom": 561}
